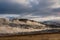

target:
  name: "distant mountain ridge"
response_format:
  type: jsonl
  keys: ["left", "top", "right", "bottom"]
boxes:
{"left": 42, "top": 21, "right": 60, "bottom": 28}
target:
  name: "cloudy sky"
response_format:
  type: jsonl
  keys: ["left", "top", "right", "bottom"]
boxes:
{"left": 0, "top": 0, "right": 60, "bottom": 21}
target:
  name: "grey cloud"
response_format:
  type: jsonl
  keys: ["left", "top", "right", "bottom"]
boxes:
{"left": 0, "top": 0, "right": 31, "bottom": 14}
{"left": 52, "top": 8, "right": 60, "bottom": 12}
{"left": 20, "top": 0, "right": 55, "bottom": 17}
{"left": 0, "top": 0, "right": 59, "bottom": 18}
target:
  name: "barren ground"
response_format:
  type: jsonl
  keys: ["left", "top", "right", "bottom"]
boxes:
{"left": 0, "top": 33, "right": 60, "bottom": 40}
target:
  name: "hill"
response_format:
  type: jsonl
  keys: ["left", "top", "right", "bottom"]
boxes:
{"left": 0, "top": 18, "right": 60, "bottom": 36}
